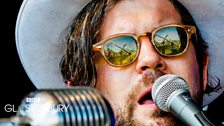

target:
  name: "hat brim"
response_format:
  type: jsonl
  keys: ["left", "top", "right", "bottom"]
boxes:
{"left": 16, "top": 0, "right": 224, "bottom": 106}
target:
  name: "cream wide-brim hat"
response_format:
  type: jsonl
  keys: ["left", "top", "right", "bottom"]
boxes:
{"left": 16, "top": 0, "right": 224, "bottom": 106}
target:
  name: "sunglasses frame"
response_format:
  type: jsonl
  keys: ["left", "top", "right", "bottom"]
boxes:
{"left": 92, "top": 24, "right": 196, "bottom": 67}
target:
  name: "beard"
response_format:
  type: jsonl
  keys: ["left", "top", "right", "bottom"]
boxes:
{"left": 114, "top": 70, "right": 183, "bottom": 126}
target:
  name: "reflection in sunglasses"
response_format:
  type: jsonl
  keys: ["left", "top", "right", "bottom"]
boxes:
{"left": 92, "top": 24, "right": 196, "bottom": 66}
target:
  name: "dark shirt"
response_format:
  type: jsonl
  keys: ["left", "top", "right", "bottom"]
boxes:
{"left": 204, "top": 92, "right": 224, "bottom": 126}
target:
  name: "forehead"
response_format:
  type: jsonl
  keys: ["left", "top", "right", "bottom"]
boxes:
{"left": 107, "top": 0, "right": 180, "bottom": 18}
{"left": 100, "top": 0, "right": 181, "bottom": 38}
{"left": 113, "top": 0, "right": 177, "bottom": 13}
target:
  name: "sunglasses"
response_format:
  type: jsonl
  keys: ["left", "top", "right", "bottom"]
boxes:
{"left": 93, "top": 24, "right": 196, "bottom": 67}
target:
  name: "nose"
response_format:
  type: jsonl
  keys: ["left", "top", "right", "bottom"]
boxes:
{"left": 135, "top": 36, "right": 165, "bottom": 74}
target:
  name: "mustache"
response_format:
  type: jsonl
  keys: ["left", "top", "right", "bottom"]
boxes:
{"left": 141, "top": 70, "right": 165, "bottom": 86}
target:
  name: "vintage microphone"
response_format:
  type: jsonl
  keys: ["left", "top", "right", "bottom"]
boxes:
{"left": 152, "top": 74, "right": 214, "bottom": 126}
{"left": 0, "top": 87, "right": 115, "bottom": 126}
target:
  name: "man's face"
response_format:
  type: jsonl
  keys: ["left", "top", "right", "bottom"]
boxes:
{"left": 94, "top": 0, "right": 203, "bottom": 125}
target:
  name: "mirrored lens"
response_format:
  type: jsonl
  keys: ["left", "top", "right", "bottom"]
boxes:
{"left": 153, "top": 27, "right": 187, "bottom": 55}
{"left": 103, "top": 36, "right": 138, "bottom": 66}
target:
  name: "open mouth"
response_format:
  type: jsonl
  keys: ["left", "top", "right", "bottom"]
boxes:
{"left": 138, "top": 88, "right": 154, "bottom": 105}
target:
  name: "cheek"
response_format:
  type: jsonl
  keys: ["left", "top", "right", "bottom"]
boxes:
{"left": 166, "top": 44, "right": 201, "bottom": 97}
{"left": 94, "top": 58, "right": 136, "bottom": 108}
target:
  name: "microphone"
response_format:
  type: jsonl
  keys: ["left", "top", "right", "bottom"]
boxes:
{"left": 152, "top": 74, "right": 214, "bottom": 126}
{"left": 0, "top": 87, "right": 115, "bottom": 126}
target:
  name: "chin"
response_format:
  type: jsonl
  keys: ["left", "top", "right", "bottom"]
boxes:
{"left": 133, "top": 117, "right": 182, "bottom": 126}
{"left": 115, "top": 106, "right": 183, "bottom": 126}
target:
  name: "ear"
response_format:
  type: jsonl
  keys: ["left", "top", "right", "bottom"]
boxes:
{"left": 202, "top": 55, "right": 209, "bottom": 91}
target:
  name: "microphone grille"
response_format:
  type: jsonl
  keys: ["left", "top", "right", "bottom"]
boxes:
{"left": 152, "top": 74, "right": 189, "bottom": 111}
